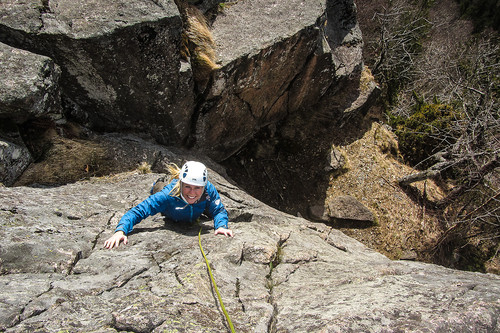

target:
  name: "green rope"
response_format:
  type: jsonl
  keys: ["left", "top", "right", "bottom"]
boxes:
{"left": 198, "top": 227, "right": 236, "bottom": 333}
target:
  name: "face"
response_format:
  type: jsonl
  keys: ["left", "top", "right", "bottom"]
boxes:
{"left": 181, "top": 183, "right": 204, "bottom": 204}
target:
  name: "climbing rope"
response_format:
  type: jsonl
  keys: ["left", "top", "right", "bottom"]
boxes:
{"left": 198, "top": 227, "right": 236, "bottom": 333}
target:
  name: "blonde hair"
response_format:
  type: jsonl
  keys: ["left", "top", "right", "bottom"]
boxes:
{"left": 166, "top": 163, "right": 182, "bottom": 197}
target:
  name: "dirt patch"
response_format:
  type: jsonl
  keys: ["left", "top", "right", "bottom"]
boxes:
{"left": 14, "top": 136, "right": 115, "bottom": 186}
{"left": 13, "top": 122, "right": 154, "bottom": 187}
{"left": 326, "top": 121, "right": 445, "bottom": 262}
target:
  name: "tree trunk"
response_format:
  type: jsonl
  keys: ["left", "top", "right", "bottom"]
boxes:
{"left": 436, "top": 155, "right": 500, "bottom": 209}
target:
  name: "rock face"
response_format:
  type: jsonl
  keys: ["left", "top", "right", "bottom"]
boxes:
{"left": 0, "top": 42, "right": 61, "bottom": 123}
{"left": 1, "top": 141, "right": 499, "bottom": 332}
{"left": 0, "top": 138, "right": 32, "bottom": 186}
{"left": 326, "top": 194, "right": 376, "bottom": 227}
{"left": 0, "top": 0, "right": 368, "bottom": 164}
{"left": 0, "top": 0, "right": 193, "bottom": 144}
{"left": 0, "top": 42, "right": 62, "bottom": 185}
{"left": 194, "top": 0, "right": 364, "bottom": 160}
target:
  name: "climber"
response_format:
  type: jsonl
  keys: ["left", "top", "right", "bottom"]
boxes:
{"left": 104, "top": 161, "right": 233, "bottom": 249}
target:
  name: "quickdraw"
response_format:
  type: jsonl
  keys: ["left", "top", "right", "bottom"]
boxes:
{"left": 198, "top": 227, "right": 236, "bottom": 333}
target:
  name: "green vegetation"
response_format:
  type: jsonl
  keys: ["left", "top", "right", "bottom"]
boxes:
{"left": 266, "top": 242, "right": 284, "bottom": 291}
{"left": 218, "top": 1, "right": 239, "bottom": 11}
{"left": 388, "top": 96, "right": 460, "bottom": 168}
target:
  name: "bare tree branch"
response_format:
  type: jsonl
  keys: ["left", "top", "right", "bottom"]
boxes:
{"left": 436, "top": 155, "right": 500, "bottom": 209}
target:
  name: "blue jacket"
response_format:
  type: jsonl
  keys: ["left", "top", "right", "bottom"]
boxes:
{"left": 115, "top": 179, "right": 229, "bottom": 235}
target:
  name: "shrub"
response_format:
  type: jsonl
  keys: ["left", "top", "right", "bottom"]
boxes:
{"left": 388, "top": 96, "right": 460, "bottom": 168}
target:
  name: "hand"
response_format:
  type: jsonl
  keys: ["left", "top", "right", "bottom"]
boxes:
{"left": 214, "top": 227, "right": 234, "bottom": 237}
{"left": 104, "top": 231, "right": 128, "bottom": 249}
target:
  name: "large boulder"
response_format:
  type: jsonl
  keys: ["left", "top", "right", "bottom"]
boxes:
{"left": 0, "top": 137, "right": 32, "bottom": 186}
{"left": 0, "top": 42, "right": 62, "bottom": 123}
{"left": 326, "top": 194, "right": 376, "bottom": 227}
{"left": 0, "top": 42, "right": 62, "bottom": 185}
{"left": 0, "top": 0, "right": 194, "bottom": 145}
{"left": 0, "top": 138, "right": 499, "bottom": 332}
{"left": 194, "top": 0, "right": 365, "bottom": 161}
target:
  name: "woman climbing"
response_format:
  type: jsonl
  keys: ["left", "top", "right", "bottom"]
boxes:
{"left": 104, "top": 161, "right": 233, "bottom": 249}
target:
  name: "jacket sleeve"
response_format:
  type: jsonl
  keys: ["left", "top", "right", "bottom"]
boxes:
{"left": 115, "top": 191, "right": 170, "bottom": 235}
{"left": 205, "top": 182, "right": 229, "bottom": 229}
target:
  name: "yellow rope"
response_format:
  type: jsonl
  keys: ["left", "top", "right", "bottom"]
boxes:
{"left": 198, "top": 227, "right": 236, "bottom": 333}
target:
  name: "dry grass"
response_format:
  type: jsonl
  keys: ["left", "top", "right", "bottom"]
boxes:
{"left": 327, "top": 122, "right": 445, "bottom": 261}
{"left": 137, "top": 161, "right": 152, "bottom": 174}
{"left": 14, "top": 137, "right": 114, "bottom": 186}
{"left": 359, "top": 66, "right": 376, "bottom": 93}
{"left": 13, "top": 136, "right": 154, "bottom": 187}
{"left": 178, "top": 1, "right": 219, "bottom": 89}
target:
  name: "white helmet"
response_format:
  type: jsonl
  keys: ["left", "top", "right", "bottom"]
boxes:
{"left": 180, "top": 161, "right": 207, "bottom": 187}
